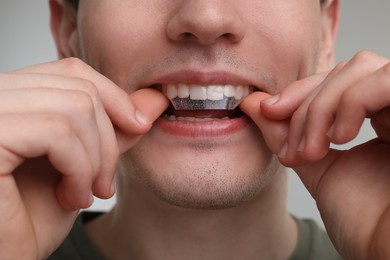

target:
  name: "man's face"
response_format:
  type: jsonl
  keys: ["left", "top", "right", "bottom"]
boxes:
{"left": 67, "top": 0, "right": 334, "bottom": 209}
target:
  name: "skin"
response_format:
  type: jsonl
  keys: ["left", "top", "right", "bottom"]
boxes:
{"left": 0, "top": 0, "right": 389, "bottom": 259}
{"left": 70, "top": 0, "right": 327, "bottom": 209}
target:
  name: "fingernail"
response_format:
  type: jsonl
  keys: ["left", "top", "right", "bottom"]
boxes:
{"left": 88, "top": 193, "right": 94, "bottom": 207}
{"left": 297, "top": 136, "right": 306, "bottom": 152}
{"left": 110, "top": 181, "right": 116, "bottom": 196}
{"left": 278, "top": 142, "right": 288, "bottom": 158}
{"left": 262, "top": 94, "right": 280, "bottom": 105}
{"left": 327, "top": 124, "right": 335, "bottom": 138}
{"left": 135, "top": 109, "right": 150, "bottom": 126}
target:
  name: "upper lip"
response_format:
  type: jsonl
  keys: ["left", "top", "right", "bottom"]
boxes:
{"left": 141, "top": 70, "right": 267, "bottom": 92}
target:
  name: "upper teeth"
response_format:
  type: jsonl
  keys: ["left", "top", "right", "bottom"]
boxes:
{"left": 163, "top": 84, "right": 253, "bottom": 101}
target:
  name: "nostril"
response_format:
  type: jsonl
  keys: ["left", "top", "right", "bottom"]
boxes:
{"left": 183, "top": 32, "right": 193, "bottom": 38}
{"left": 221, "top": 33, "right": 240, "bottom": 43}
{"left": 180, "top": 32, "right": 195, "bottom": 41}
{"left": 166, "top": 2, "right": 246, "bottom": 45}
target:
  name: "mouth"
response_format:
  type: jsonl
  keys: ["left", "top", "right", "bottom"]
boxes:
{"left": 150, "top": 83, "right": 257, "bottom": 122}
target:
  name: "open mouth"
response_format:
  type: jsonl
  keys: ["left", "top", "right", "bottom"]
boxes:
{"left": 153, "top": 84, "right": 256, "bottom": 121}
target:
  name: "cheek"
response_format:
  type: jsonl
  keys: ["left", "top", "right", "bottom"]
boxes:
{"left": 77, "top": 2, "right": 167, "bottom": 85}
{"left": 76, "top": 0, "right": 323, "bottom": 92}
{"left": 244, "top": 1, "right": 323, "bottom": 84}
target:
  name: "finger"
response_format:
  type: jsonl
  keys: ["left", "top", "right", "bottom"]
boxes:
{"left": 330, "top": 62, "right": 390, "bottom": 144}
{"left": 280, "top": 53, "right": 388, "bottom": 163}
{"left": 240, "top": 92, "right": 288, "bottom": 156}
{"left": 266, "top": 63, "right": 349, "bottom": 163}
{"left": 130, "top": 88, "right": 170, "bottom": 124}
{"left": 260, "top": 71, "right": 331, "bottom": 120}
{"left": 6, "top": 61, "right": 169, "bottom": 196}
{"left": 371, "top": 107, "right": 390, "bottom": 143}
{"left": 302, "top": 53, "right": 389, "bottom": 158}
{"left": 259, "top": 70, "right": 338, "bottom": 165}
{"left": 241, "top": 93, "right": 306, "bottom": 166}
{"left": 0, "top": 73, "right": 122, "bottom": 198}
{"left": 9, "top": 58, "right": 151, "bottom": 134}
{"left": 0, "top": 87, "right": 103, "bottom": 184}
{"left": 258, "top": 71, "right": 332, "bottom": 164}
{"left": 0, "top": 83, "right": 115, "bottom": 206}
{"left": 117, "top": 88, "right": 169, "bottom": 154}
{"left": 0, "top": 114, "right": 94, "bottom": 210}
{"left": 0, "top": 173, "right": 37, "bottom": 258}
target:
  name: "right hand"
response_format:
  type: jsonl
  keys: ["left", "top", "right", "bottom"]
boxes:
{"left": 0, "top": 58, "right": 168, "bottom": 259}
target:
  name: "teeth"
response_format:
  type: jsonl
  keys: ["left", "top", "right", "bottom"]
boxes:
{"left": 189, "top": 85, "right": 208, "bottom": 100}
{"left": 224, "top": 85, "right": 236, "bottom": 98}
{"left": 207, "top": 85, "right": 224, "bottom": 100}
{"left": 165, "top": 84, "right": 178, "bottom": 99}
{"left": 234, "top": 86, "right": 243, "bottom": 100}
{"left": 177, "top": 84, "right": 190, "bottom": 98}
{"left": 163, "top": 84, "right": 253, "bottom": 101}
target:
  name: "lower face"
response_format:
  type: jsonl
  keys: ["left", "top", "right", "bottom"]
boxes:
{"left": 120, "top": 117, "right": 280, "bottom": 209}
{"left": 77, "top": 0, "right": 323, "bottom": 209}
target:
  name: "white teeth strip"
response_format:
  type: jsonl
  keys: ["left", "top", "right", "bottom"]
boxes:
{"left": 163, "top": 114, "right": 230, "bottom": 121}
{"left": 163, "top": 84, "right": 253, "bottom": 101}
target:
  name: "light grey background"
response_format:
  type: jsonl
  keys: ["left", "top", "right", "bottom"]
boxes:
{"left": 0, "top": 1, "right": 389, "bottom": 226}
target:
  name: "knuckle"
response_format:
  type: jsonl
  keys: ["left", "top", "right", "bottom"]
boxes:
{"left": 60, "top": 58, "right": 100, "bottom": 97}
{"left": 340, "top": 87, "right": 360, "bottom": 107}
{"left": 373, "top": 63, "right": 390, "bottom": 94}
{"left": 61, "top": 57, "right": 87, "bottom": 73}
{"left": 68, "top": 90, "right": 96, "bottom": 115}
{"left": 75, "top": 78, "right": 100, "bottom": 99}
{"left": 46, "top": 115, "right": 75, "bottom": 140}
{"left": 334, "top": 60, "right": 348, "bottom": 71}
{"left": 351, "top": 50, "right": 378, "bottom": 64}
{"left": 325, "top": 62, "right": 346, "bottom": 79}
{"left": 381, "top": 62, "right": 390, "bottom": 77}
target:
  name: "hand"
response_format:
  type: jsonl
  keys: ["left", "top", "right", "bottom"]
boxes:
{"left": 0, "top": 58, "right": 168, "bottom": 259}
{"left": 241, "top": 51, "right": 390, "bottom": 259}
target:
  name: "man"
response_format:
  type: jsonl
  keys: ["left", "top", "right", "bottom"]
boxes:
{"left": 0, "top": 0, "right": 389, "bottom": 259}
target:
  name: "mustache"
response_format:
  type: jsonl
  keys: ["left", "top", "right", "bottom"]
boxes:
{"left": 77, "top": 38, "right": 277, "bottom": 94}
{"left": 131, "top": 47, "right": 277, "bottom": 90}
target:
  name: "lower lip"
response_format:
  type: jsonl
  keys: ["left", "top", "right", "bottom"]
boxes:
{"left": 154, "top": 116, "right": 251, "bottom": 138}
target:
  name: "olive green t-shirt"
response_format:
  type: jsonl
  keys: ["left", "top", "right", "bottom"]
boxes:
{"left": 48, "top": 212, "right": 342, "bottom": 260}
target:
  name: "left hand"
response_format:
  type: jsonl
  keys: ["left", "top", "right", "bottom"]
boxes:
{"left": 241, "top": 51, "right": 390, "bottom": 260}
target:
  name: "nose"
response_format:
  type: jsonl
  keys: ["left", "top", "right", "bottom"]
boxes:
{"left": 166, "top": 0, "right": 246, "bottom": 45}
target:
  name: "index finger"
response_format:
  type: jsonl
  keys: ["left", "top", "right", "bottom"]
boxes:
{"left": 13, "top": 58, "right": 149, "bottom": 135}
{"left": 260, "top": 70, "right": 331, "bottom": 120}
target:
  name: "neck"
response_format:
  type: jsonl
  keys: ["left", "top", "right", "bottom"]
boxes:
{"left": 86, "top": 170, "right": 298, "bottom": 260}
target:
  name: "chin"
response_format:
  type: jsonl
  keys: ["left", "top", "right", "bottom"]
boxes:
{"left": 146, "top": 157, "right": 281, "bottom": 210}
{"left": 119, "top": 127, "right": 282, "bottom": 210}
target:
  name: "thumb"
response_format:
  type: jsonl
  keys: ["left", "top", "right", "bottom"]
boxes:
{"left": 117, "top": 88, "right": 169, "bottom": 153}
{"left": 240, "top": 92, "right": 289, "bottom": 157}
{"left": 130, "top": 88, "right": 170, "bottom": 128}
